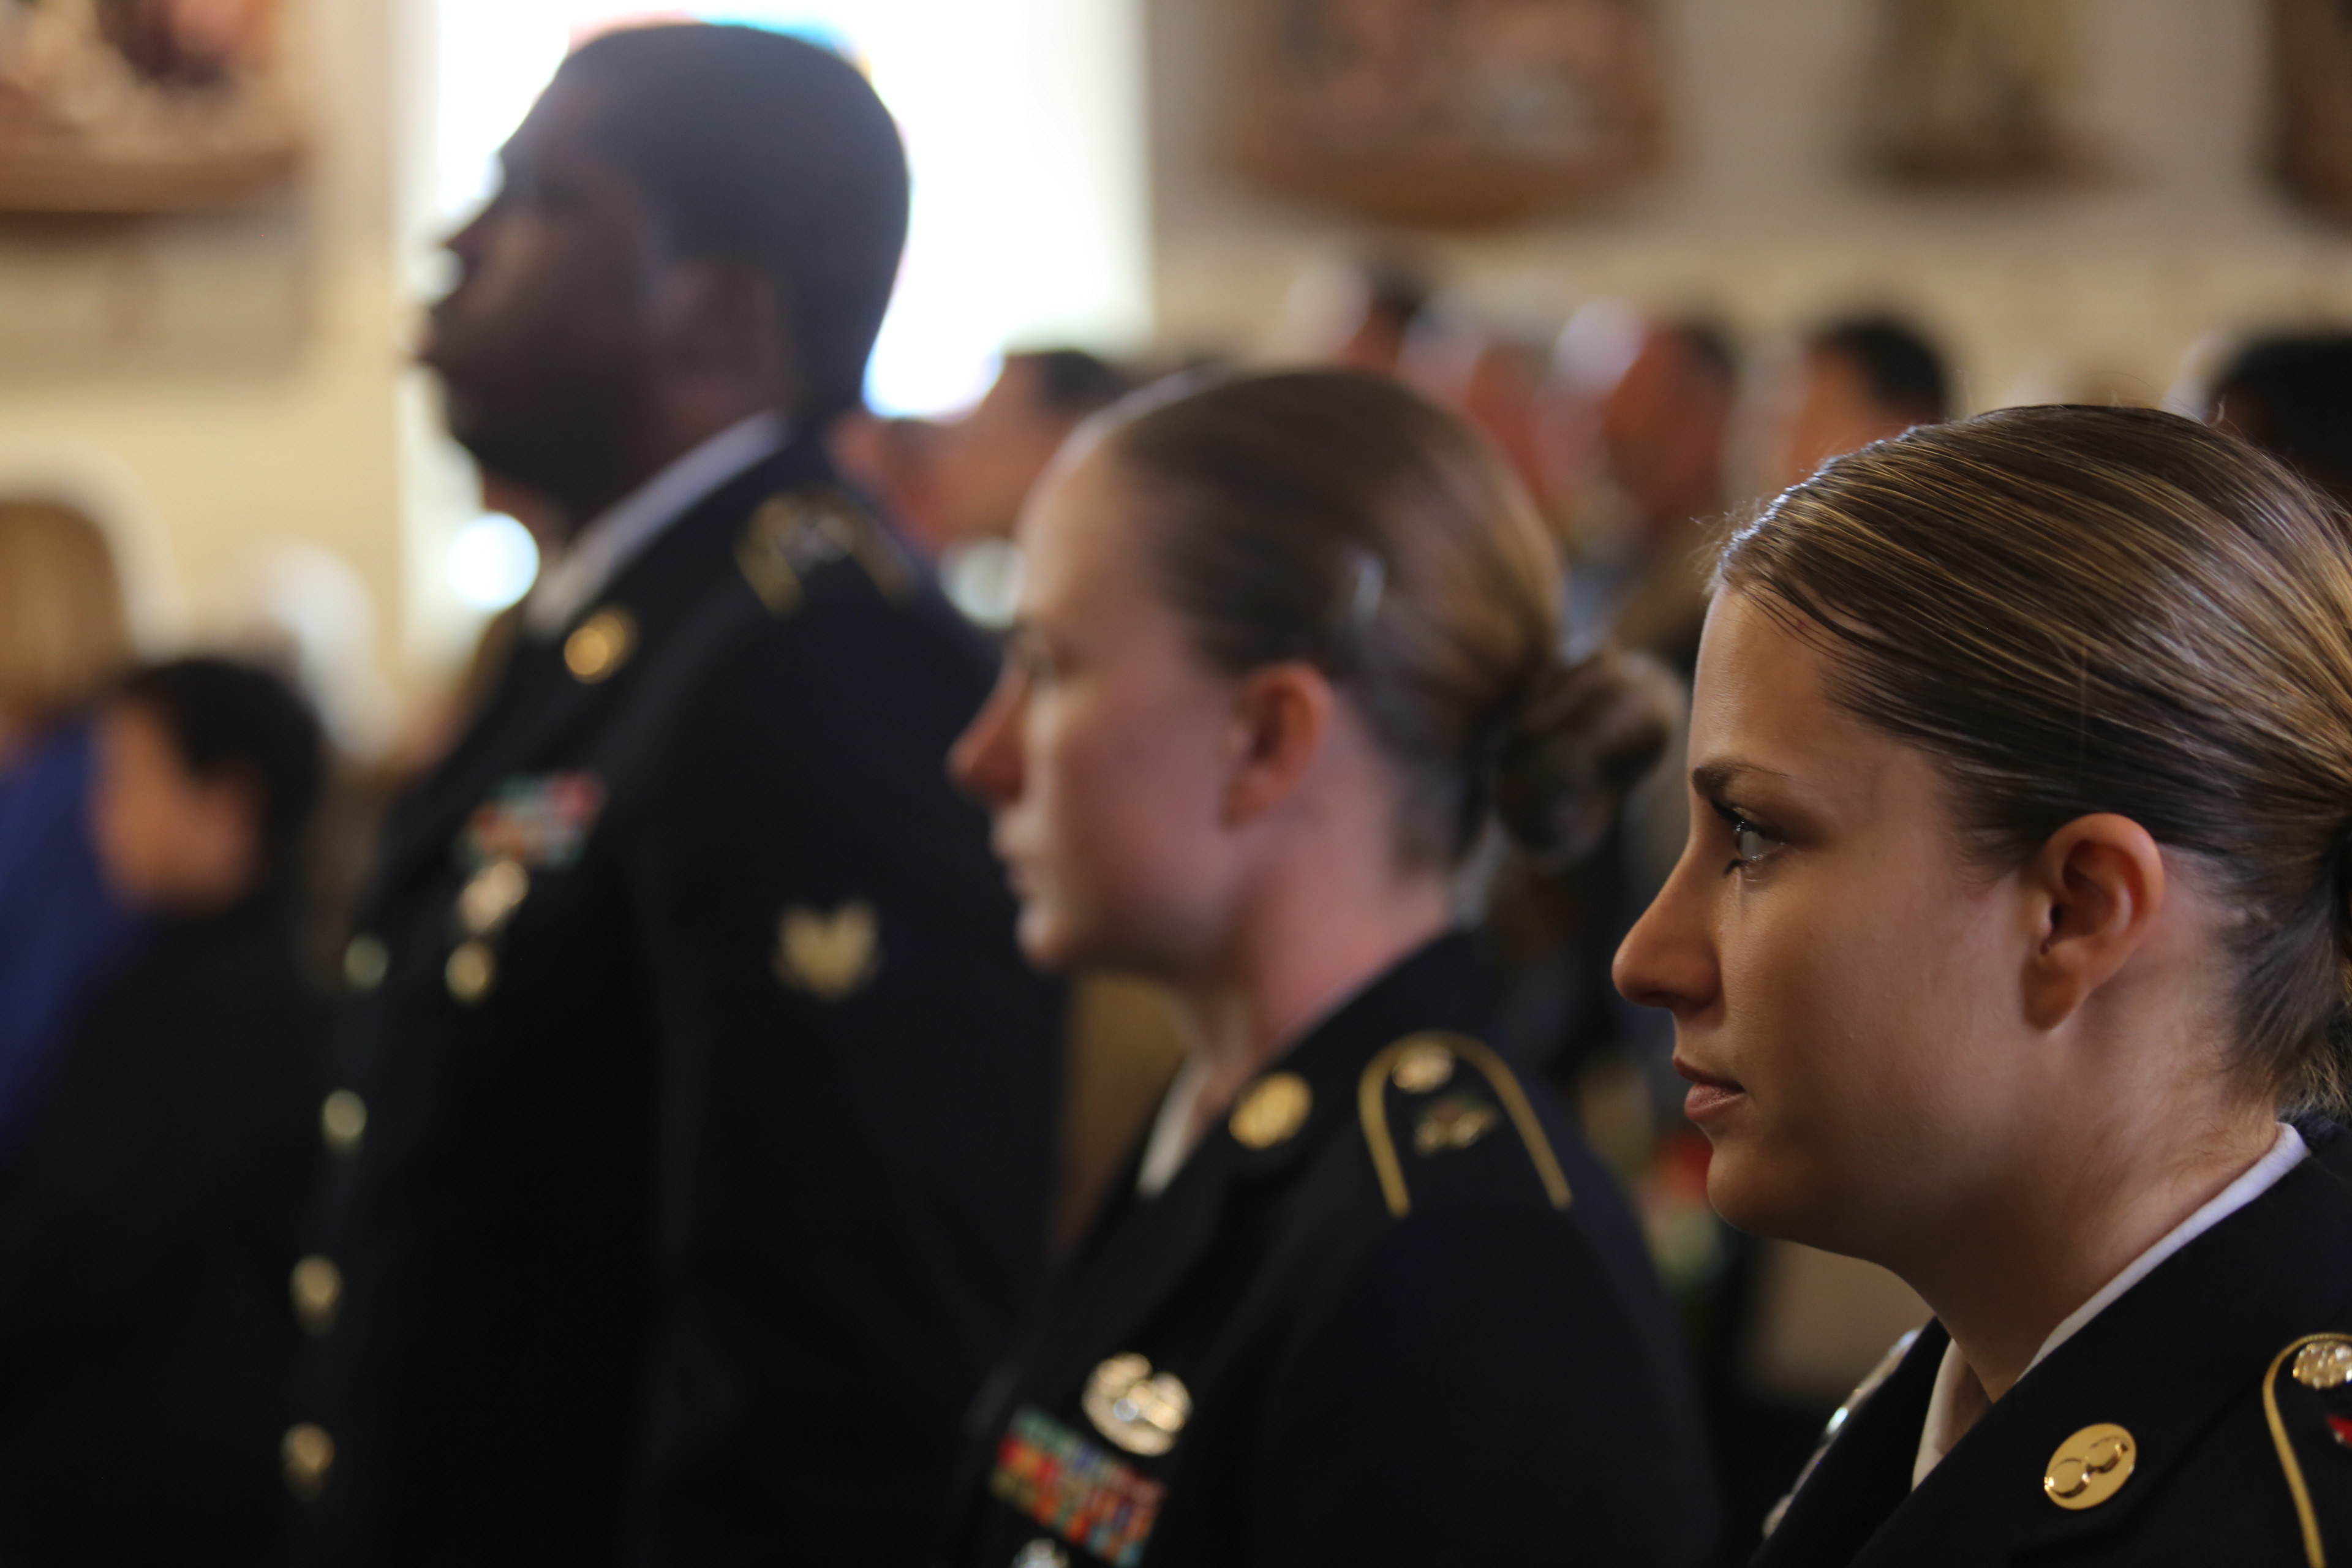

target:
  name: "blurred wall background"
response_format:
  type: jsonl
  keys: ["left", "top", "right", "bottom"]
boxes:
{"left": 0, "top": 0, "right": 414, "bottom": 750}
{"left": 1153, "top": 0, "right": 2350, "bottom": 411}
{"left": 2, "top": 0, "right": 2346, "bottom": 741}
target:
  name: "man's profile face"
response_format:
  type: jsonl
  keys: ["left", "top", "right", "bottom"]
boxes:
{"left": 423, "top": 70, "right": 675, "bottom": 493}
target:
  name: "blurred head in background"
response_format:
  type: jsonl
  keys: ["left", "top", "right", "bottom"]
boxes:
{"left": 2206, "top": 331, "right": 2352, "bottom": 513}
{"left": 0, "top": 499, "right": 133, "bottom": 761}
{"left": 1329, "top": 262, "right": 1432, "bottom": 377}
{"left": 92, "top": 657, "right": 324, "bottom": 919}
{"left": 1765, "top": 315, "right": 1952, "bottom": 493}
{"left": 1599, "top": 319, "right": 1739, "bottom": 551}
{"left": 422, "top": 23, "right": 910, "bottom": 528}
{"left": 917, "top": 349, "right": 1135, "bottom": 558}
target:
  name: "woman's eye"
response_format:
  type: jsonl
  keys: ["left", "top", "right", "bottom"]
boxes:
{"left": 1717, "top": 809, "right": 1779, "bottom": 873}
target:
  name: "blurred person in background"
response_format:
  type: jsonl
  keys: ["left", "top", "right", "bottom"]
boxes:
{"left": 0, "top": 657, "right": 328, "bottom": 1568}
{"left": 828, "top": 410, "right": 951, "bottom": 557}
{"left": 1570, "top": 318, "right": 1740, "bottom": 680}
{"left": 2204, "top": 331, "right": 2352, "bottom": 513}
{"left": 943, "top": 371, "right": 1717, "bottom": 1568}
{"left": 918, "top": 349, "right": 1134, "bottom": 561}
{"left": 1762, "top": 315, "right": 1953, "bottom": 494}
{"left": 292, "top": 26, "right": 1063, "bottom": 1568}
{"left": 0, "top": 499, "right": 142, "bottom": 1168}
{"left": 1327, "top": 259, "right": 1431, "bottom": 377}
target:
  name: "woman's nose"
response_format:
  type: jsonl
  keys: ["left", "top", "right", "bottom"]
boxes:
{"left": 948, "top": 665, "right": 1025, "bottom": 806}
{"left": 1612, "top": 848, "right": 1719, "bottom": 1018}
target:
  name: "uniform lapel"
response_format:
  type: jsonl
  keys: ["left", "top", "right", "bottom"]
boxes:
{"left": 1766, "top": 1145, "right": 2352, "bottom": 1568}
{"left": 1020, "top": 933, "right": 1493, "bottom": 1403}
{"left": 366, "top": 441, "right": 827, "bottom": 907}
{"left": 1754, "top": 1325, "right": 1943, "bottom": 1568}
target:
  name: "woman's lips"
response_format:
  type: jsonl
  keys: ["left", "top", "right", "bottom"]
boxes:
{"left": 1674, "top": 1058, "right": 1746, "bottom": 1123}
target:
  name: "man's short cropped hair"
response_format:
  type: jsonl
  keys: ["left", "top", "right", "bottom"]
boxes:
{"left": 560, "top": 24, "right": 910, "bottom": 423}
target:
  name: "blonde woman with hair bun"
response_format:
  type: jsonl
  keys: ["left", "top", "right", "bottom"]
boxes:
{"left": 941, "top": 369, "right": 1716, "bottom": 1568}
{"left": 1616, "top": 405, "right": 2352, "bottom": 1566}
{"left": 0, "top": 497, "right": 141, "bottom": 1164}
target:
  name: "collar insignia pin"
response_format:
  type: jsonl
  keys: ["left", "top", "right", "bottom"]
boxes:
{"left": 2043, "top": 1423, "right": 2135, "bottom": 1510}
{"left": 1229, "top": 1071, "right": 1311, "bottom": 1149}
{"left": 1083, "top": 1352, "right": 1191, "bottom": 1457}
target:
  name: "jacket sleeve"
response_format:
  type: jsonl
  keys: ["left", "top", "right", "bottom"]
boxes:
{"left": 622, "top": 581, "right": 1064, "bottom": 1567}
{"left": 1250, "top": 1204, "right": 1718, "bottom": 1568}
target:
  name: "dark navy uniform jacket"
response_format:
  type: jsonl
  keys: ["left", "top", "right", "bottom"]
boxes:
{"left": 1755, "top": 1121, "right": 2352, "bottom": 1568}
{"left": 291, "top": 437, "right": 1064, "bottom": 1568}
{"left": 943, "top": 930, "right": 1717, "bottom": 1568}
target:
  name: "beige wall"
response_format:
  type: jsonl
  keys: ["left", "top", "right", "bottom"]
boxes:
{"left": 1149, "top": 0, "right": 2352, "bottom": 411}
{"left": 0, "top": 0, "right": 422, "bottom": 746}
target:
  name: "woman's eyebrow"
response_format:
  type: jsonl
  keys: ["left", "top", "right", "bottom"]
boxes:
{"left": 1691, "top": 759, "right": 1792, "bottom": 800}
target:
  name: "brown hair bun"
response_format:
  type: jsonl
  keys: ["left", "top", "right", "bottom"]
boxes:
{"left": 1105, "top": 369, "right": 1667, "bottom": 870}
{"left": 1492, "top": 647, "right": 1673, "bottom": 867}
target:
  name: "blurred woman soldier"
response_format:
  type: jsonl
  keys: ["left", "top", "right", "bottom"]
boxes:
{"left": 1616, "top": 405, "right": 2352, "bottom": 1567}
{"left": 943, "top": 370, "right": 1717, "bottom": 1568}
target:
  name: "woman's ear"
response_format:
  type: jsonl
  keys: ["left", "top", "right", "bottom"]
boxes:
{"left": 1222, "top": 662, "right": 1335, "bottom": 827}
{"left": 2020, "top": 813, "right": 2167, "bottom": 1031}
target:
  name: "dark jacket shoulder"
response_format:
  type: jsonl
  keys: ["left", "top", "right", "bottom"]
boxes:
{"left": 1758, "top": 1127, "right": 2352, "bottom": 1568}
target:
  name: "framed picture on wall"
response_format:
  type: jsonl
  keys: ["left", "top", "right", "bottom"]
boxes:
{"left": 1220, "top": 0, "right": 1665, "bottom": 229}
{"left": 0, "top": 0, "right": 301, "bottom": 212}
{"left": 1865, "top": 0, "right": 2084, "bottom": 186}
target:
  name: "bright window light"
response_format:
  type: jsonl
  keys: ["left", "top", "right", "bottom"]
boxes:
{"left": 432, "top": 0, "right": 1150, "bottom": 417}
{"left": 450, "top": 513, "right": 542, "bottom": 610}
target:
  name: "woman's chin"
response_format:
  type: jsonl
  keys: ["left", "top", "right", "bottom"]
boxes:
{"left": 1702, "top": 1147, "right": 1804, "bottom": 1240}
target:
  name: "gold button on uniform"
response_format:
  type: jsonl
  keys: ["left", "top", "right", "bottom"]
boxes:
{"left": 458, "top": 859, "right": 530, "bottom": 936}
{"left": 291, "top": 1256, "right": 343, "bottom": 1335}
{"left": 564, "top": 606, "right": 637, "bottom": 683}
{"left": 1229, "top": 1072, "right": 1312, "bottom": 1150}
{"left": 2044, "top": 1422, "right": 2135, "bottom": 1510}
{"left": 1390, "top": 1037, "right": 1456, "bottom": 1094}
{"left": 342, "top": 934, "right": 388, "bottom": 993}
{"left": 284, "top": 1422, "right": 334, "bottom": 1500}
{"left": 321, "top": 1090, "right": 367, "bottom": 1156}
{"left": 447, "top": 940, "right": 496, "bottom": 1005}
{"left": 2294, "top": 1341, "right": 2352, "bottom": 1390}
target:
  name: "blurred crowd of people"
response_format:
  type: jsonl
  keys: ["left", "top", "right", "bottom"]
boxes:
{"left": 1, "top": 20, "right": 2350, "bottom": 1568}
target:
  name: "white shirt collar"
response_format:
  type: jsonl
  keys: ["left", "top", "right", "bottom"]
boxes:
{"left": 1136, "top": 1056, "right": 1212, "bottom": 1199}
{"left": 1912, "top": 1121, "right": 2309, "bottom": 1487}
{"left": 522, "top": 410, "right": 788, "bottom": 638}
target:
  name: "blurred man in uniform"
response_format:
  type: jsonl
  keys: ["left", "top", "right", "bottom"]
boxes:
{"left": 1762, "top": 314, "right": 1951, "bottom": 493}
{"left": 920, "top": 350, "right": 1133, "bottom": 559}
{"left": 289, "top": 26, "right": 1063, "bottom": 1568}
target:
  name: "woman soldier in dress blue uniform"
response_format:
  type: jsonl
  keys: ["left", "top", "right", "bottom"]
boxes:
{"left": 1616, "top": 404, "right": 2352, "bottom": 1567}
{"left": 939, "top": 371, "right": 1718, "bottom": 1568}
